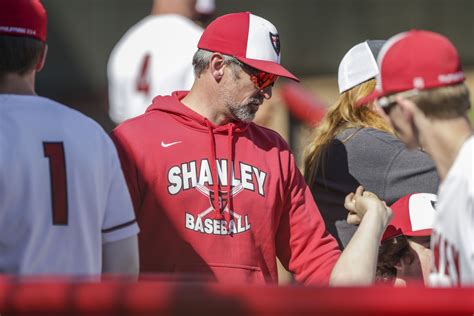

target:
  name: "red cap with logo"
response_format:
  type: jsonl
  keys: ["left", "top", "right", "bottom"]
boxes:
{"left": 198, "top": 12, "right": 299, "bottom": 82}
{"left": 358, "top": 30, "right": 465, "bottom": 107}
{"left": 381, "top": 193, "right": 437, "bottom": 242}
{"left": 0, "top": 0, "right": 47, "bottom": 42}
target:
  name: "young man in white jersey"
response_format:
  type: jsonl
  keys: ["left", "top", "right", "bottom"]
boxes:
{"left": 0, "top": 0, "right": 139, "bottom": 276}
{"left": 359, "top": 30, "right": 473, "bottom": 286}
{"left": 107, "top": 0, "right": 215, "bottom": 124}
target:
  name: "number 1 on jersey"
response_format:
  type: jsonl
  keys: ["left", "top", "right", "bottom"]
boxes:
{"left": 43, "top": 142, "right": 68, "bottom": 225}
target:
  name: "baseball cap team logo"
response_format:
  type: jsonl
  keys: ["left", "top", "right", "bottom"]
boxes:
{"left": 269, "top": 32, "right": 280, "bottom": 55}
{"left": 185, "top": 183, "right": 251, "bottom": 235}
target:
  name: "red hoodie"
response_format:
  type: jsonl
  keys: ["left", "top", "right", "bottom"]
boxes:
{"left": 111, "top": 91, "right": 340, "bottom": 285}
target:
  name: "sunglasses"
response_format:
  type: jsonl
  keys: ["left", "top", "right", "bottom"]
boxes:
{"left": 241, "top": 63, "right": 279, "bottom": 91}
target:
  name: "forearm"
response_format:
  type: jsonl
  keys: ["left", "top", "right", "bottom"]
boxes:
{"left": 329, "top": 209, "right": 386, "bottom": 286}
{"left": 102, "top": 236, "right": 139, "bottom": 277}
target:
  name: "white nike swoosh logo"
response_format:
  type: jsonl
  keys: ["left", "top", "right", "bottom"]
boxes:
{"left": 161, "top": 141, "right": 182, "bottom": 148}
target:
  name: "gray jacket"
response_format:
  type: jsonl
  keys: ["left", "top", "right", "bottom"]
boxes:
{"left": 310, "top": 127, "right": 439, "bottom": 249}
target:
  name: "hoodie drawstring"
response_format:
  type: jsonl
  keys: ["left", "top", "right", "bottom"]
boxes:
{"left": 205, "top": 120, "right": 235, "bottom": 226}
{"left": 206, "top": 121, "right": 221, "bottom": 220}
{"left": 226, "top": 124, "right": 234, "bottom": 224}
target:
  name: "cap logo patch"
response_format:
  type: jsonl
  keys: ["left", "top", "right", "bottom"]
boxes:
{"left": 269, "top": 32, "right": 280, "bottom": 55}
{"left": 413, "top": 77, "right": 425, "bottom": 89}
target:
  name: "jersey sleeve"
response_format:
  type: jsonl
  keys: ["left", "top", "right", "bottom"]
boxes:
{"left": 101, "top": 138, "right": 139, "bottom": 244}
{"left": 384, "top": 147, "right": 440, "bottom": 204}
{"left": 275, "top": 151, "right": 341, "bottom": 285}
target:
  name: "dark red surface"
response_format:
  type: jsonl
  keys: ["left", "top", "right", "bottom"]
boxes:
{"left": 0, "top": 275, "right": 473, "bottom": 316}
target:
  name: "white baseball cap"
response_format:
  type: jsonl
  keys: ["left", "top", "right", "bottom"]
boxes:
{"left": 337, "top": 40, "right": 385, "bottom": 94}
{"left": 382, "top": 193, "right": 437, "bottom": 242}
{"left": 198, "top": 12, "right": 299, "bottom": 81}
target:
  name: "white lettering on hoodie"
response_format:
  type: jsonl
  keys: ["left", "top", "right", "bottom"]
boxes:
{"left": 168, "top": 159, "right": 266, "bottom": 196}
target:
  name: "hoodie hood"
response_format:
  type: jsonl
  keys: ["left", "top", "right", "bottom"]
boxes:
{"left": 146, "top": 91, "right": 250, "bottom": 134}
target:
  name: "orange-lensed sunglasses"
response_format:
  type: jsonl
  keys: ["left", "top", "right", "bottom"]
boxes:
{"left": 241, "top": 64, "right": 279, "bottom": 90}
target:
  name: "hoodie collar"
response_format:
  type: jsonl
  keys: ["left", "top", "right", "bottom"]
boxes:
{"left": 146, "top": 91, "right": 250, "bottom": 134}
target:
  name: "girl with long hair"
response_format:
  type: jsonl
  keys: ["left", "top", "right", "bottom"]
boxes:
{"left": 303, "top": 41, "right": 439, "bottom": 249}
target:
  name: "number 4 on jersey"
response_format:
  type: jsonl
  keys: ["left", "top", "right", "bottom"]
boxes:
{"left": 136, "top": 53, "right": 151, "bottom": 96}
{"left": 43, "top": 142, "right": 68, "bottom": 225}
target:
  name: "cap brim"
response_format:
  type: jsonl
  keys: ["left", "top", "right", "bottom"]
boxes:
{"left": 237, "top": 56, "right": 300, "bottom": 82}
{"left": 382, "top": 226, "right": 432, "bottom": 243}
{"left": 404, "top": 228, "right": 432, "bottom": 237}
{"left": 356, "top": 89, "right": 384, "bottom": 107}
{"left": 381, "top": 226, "right": 403, "bottom": 242}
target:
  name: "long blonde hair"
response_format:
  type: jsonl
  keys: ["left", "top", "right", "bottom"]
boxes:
{"left": 303, "top": 79, "right": 395, "bottom": 184}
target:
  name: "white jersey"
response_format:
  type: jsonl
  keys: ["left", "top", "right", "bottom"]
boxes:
{"left": 0, "top": 95, "right": 139, "bottom": 275}
{"left": 107, "top": 14, "right": 203, "bottom": 124}
{"left": 429, "top": 135, "right": 474, "bottom": 286}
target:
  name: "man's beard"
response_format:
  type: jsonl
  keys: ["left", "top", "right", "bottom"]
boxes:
{"left": 228, "top": 97, "right": 263, "bottom": 123}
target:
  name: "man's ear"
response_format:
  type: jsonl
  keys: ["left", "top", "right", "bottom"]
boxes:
{"left": 35, "top": 44, "right": 48, "bottom": 72}
{"left": 209, "top": 53, "right": 226, "bottom": 81}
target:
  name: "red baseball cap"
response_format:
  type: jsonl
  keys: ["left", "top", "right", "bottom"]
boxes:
{"left": 382, "top": 193, "right": 437, "bottom": 242}
{"left": 0, "top": 0, "right": 47, "bottom": 42}
{"left": 358, "top": 30, "right": 465, "bottom": 107}
{"left": 198, "top": 12, "right": 299, "bottom": 82}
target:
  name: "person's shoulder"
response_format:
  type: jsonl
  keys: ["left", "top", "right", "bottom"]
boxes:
{"left": 451, "top": 135, "right": 474, "bottom": 175}
{"left": 108, "top": 16, "right": 161, "bottom": 58}
{"left": 247, "top": 123, "right": 290, "bottom": 149}
{"left": 46, "top": 97, "right": 100, "bottom": 123}
{"left": 7, "top": 95, "right": 90, "bottom": 122}
{"left": 120, "top": 16, "right": 157, "bottom": 38}
{"left": 457, "top": 135, "right": 474, "bottom": 164}
{"left": 342, "top": 127, "right": 404, "bottom": 148}
{"left": 139, "top": 14, "right": 203, "bottom": 36}
{"left": 153, "top": 15, "right": 203, "bottom": 44}
{"left": 11, "top": 95, "right": 113, "bottom": 144}
{"left": 109, "top": 15, "right": 202, "bottom": 64}
{"left": 112, "top": 110, "right": 161, "bottom": 138}
{"left": 332, "top": 127, "right": 411, "bottom": 165}
{"left": 163, "top": 14, "right": 203, "bottom": 30}
{"left": 464, "top": 135, "right": 474, "bottom": 152}
{"left": 34, "top": 97, "right": 113, "bottom": 140}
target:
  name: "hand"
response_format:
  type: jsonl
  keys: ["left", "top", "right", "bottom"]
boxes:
{"left": 344, "top": 186, "right": 392, "bottom": 226}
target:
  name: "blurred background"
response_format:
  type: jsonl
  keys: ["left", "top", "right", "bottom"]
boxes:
{"left": 38, "top": 0, "right": 474, "bottom": 155}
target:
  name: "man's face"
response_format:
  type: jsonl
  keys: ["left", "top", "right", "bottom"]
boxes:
{"left": 392, "top": 235, "right": 433, "bottom": 287}
{"left": 407, "top": 236, "right": 433, "bottom": 285}
{"left": 222, "top": 63, "right": 276, "bottom": 123}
